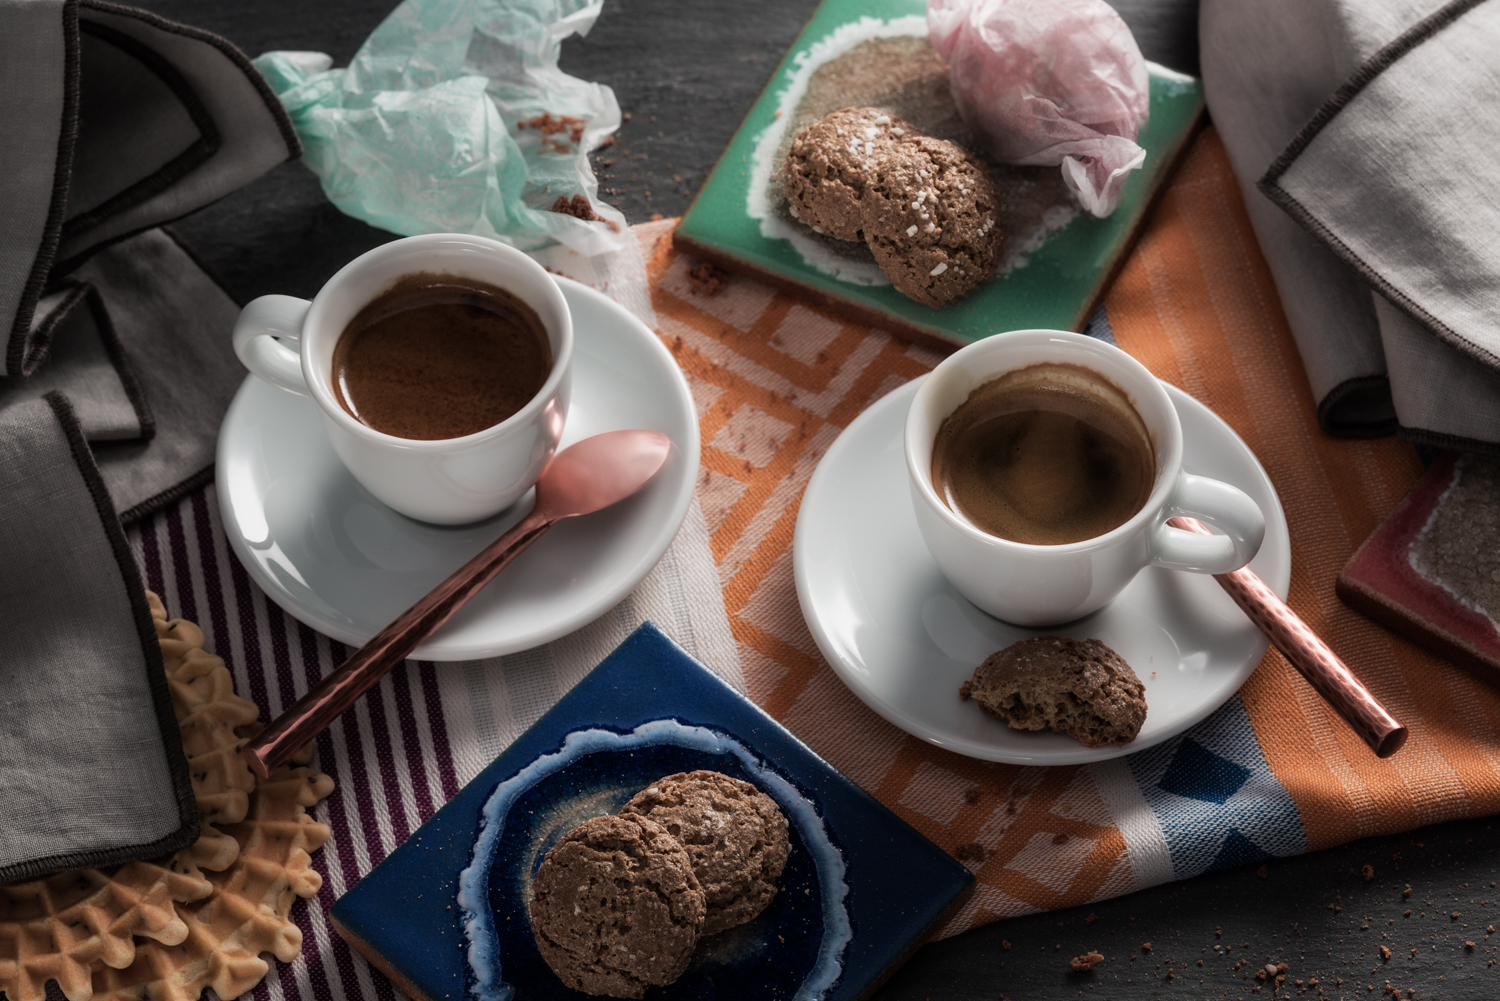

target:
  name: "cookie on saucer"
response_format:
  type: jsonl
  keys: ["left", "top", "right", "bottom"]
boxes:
{"left": 860, "top": 134, "right": 1003, "bottom": 307}
{"left": 961, "top": 636, "right": 1146, "bottom": 747}
{"left": 782, "top": 107, "right": 914, "bottom": 242}
{"left": 529, "top": 813, "right": 706, "bottom": 998}
{"left": 622, "top": 770, "right": 790, "bottom": 935}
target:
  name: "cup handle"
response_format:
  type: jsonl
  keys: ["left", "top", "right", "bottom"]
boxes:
{"left": 233, "top": 295, "right": 312, "bottom": 397}
{"left": 1149, "top": 472, "right": 1265, "bottom": 574}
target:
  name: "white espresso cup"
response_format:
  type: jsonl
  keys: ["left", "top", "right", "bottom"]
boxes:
{"left": 232, "top": 233, "right": 572, "bottom": 525}
{"left": 904, "top": 329, "right": 1265, "bottom": 626}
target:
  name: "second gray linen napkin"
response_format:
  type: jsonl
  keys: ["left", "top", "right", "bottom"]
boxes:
{"left": 1201, "top": 0, "right": 1500, "bottom": 450}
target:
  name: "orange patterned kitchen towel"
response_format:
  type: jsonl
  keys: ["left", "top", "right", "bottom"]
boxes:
{"left": 644, "top": 125, "right": 1500, "bottom": 938}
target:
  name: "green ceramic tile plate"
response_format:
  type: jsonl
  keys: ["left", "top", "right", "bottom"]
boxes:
{"left": 674, "top": 0, "right": 1204, "bottom": 349}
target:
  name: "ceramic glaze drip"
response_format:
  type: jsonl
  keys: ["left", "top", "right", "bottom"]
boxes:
{"left": 455, "top": 719, "right": 852, "bottom": 1001}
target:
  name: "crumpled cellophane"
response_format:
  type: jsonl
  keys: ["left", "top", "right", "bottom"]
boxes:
{"left": 254, "top": 0, "right": 628, "bottom": 254}
{"left": 927, "top": 0, "right": 1150, "bottom": 217}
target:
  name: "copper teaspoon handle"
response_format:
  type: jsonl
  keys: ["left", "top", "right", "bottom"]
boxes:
{"left": 242, "top": 508, "right": 556, "bottom": 777}
{"left": 1169, "top": 516, "right": 1407, "bottom": 758}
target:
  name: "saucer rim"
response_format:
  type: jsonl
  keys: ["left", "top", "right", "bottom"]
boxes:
{"left": 792, "top": 375, "right": 1290, "bottom": 766}
{"left": 215, "top": 275, "right": 699, "bottom": 661}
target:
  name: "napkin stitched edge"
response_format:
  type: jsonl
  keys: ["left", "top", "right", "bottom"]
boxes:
{"left": 6, "top": 0, "right": 81, "bottom": 380}
{"left": 0, "top": 391, "right": 198, "bottom": 885}
{"left": 1256, "top": 0, "right": 1495, "bottom": 369}
{"left": 49, "top": 0, "right": 303, "bottom": 279}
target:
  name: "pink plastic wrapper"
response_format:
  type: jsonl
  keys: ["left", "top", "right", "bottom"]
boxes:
{"left": 928, "top": 0, "right": 1149, "bottom": 217}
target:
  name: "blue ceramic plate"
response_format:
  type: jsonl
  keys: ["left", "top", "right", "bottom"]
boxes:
{"left": 330, "top": 623, "right": 974, "bottom": 1001}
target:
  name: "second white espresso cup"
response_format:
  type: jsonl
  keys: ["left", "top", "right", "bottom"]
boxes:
{"left": 232, "top": 233, "right": 573, "bottom": 525}
{"left": 904, "top": 329, "right": 1265, "bottom": 626}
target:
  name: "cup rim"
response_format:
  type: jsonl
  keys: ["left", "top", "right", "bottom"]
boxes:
{"left": 301, "top": 233, "right": 574, "bottom": 449}
{"left": 904, "top": 329, "right": 1183, "bottom": 553}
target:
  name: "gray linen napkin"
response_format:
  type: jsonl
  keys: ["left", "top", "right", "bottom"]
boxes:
{"left": 0, "top": 1, "right": 296, "bottom": 520}
{"left": 0, "top": 394, "right": 196, "bottom": 884}
{"left": 0, "top": 0, "right": 295, "bottom": 880}
{"left": 1201, "top": 0, "right": 1500, "bottom": 450}
{"left": 1, "top": 0, "right": 296, "bottom": 377}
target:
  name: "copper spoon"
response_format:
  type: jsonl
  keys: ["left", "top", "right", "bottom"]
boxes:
{"left": 1169, "top": 516, "right": 1407, "bottom": 758}
{"left": 242, "top": 429, "right": 674, "bottom": 778}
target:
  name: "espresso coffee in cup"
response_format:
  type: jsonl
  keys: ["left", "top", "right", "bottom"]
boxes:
{"left": 905, "top": 329, "right": 1265, "bottom": 626}
{"left": 929, "top": 363, "right": 1155, "bottom": 545}
{"left": 331, "top": 272, "right": 552, "bottom": 441}
{"left": 233, "top": 233, "right": 573, "bottom": 525}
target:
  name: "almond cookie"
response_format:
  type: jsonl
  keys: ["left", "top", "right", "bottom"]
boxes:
{"left": 782, "top": 107, "right": 914, "bottom": 241}
{"left": 623, "top": 770, "right": 790, "bottom": 935}
{"left": 529, "top": 813, "right": 706, "bottom": 998}
{"left": 861, "top": 135, "right": 1002, "bottom": 307}
{"left": 961, "top": 636, "right": 1146, "bottom": 747}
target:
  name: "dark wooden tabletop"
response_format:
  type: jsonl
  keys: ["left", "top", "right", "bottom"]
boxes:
{"left": 136, "top": 1, "right": 1500, "bottom": 998}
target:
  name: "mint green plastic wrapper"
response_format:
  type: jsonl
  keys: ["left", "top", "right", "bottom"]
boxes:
{"left": 253, "top": 0, "right": 628, "bottom": 255}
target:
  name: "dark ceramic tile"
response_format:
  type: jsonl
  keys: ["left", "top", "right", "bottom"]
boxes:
{"left": 330, "top": 622, "right": 973, "bottom": 1001}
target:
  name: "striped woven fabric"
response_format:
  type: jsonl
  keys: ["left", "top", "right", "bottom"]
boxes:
{"left": 124, "top": 124, "right": 1500, "bottom": 1001}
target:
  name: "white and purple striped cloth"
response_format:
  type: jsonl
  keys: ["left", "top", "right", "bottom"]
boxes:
{"left": 129, "top": 482, "right": 738, "bottom": 1001}
{"left": 124, "top": 234, "right": 740, "bottom": 1001}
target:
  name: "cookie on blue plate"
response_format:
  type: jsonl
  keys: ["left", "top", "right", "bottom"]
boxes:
{"left": 623, "top": 770, "right": 790, "bottom": 935}
{"left": 529, "top": 813, "right": 706, "bottom": 998}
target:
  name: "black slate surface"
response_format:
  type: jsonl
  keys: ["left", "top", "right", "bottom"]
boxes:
{"left": 123, "top": 1, "right": 1500, "bottom": 999}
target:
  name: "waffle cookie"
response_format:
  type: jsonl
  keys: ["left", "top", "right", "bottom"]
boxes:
{"left": 0, "top": 593, "right": 334, "bottom": 1001}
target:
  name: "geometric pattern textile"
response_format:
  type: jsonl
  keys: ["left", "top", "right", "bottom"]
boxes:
{"left": 642, "top": 124, "right": 1500, "bottom": 938}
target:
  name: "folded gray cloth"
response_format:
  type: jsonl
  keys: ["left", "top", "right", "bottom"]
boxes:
{"left": 0, "top": 394, "right": 196, "bottom": 884}
{"left": 2, "top": 0, "right": 296, "bottom": 377}
{"left": 0, "top": 1, "right": 296, "bottom": 519}
{"left": 0, "top": 0, "right": 295, "bottom": 881}
{"left": 69, "top": 227, "right": 251, "bottom": 520}
{"left": 1202, "top": 0, "right": 1500, "bottom": 451}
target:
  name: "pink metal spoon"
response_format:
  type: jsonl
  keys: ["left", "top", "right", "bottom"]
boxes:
{"left": 1170, "top": 516, "right": 1407, "bottom": 758}
{"left": 242, "top": 429, "right": 674, "bottom": 778}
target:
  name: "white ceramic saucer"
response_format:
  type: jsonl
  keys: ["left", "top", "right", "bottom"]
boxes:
{"left": 217, "top": 277, "right": 699, "bottom": 661}
{"left": 793, "top": 377, "right": 1290, "bottom": 766}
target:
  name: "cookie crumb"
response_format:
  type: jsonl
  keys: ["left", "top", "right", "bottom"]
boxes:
{"left": 1363, "top": 864, "right": 1375, "bottom": 881}
{"left": 686, "top": 261, "right": 729, "bottom": 297}
{"left": 1141, "top": 942, "right": 1151, "bottom": 953}
{"left": 1070, "top": 951, "right": 1105, "bottom": 972}
{"left": 952, "top": 841, "right": 988, "bottom": 866}
{"left": 1085, "top": 912, "right": 1097, "bottom": 925}
{"left": 963, "top": 787, "right": 981, "bottom": 805}
{"left": 1002, "top": 939, "right": 1011, "bottom": 950}
{"left": 1380, "top": 945, "right": 1392, "bottom": 960}
{"left": 958, "top": 680, "right": 973, "bottom": 701}
{"left": 550, "top": 193, "right": 600, "bottom": 221}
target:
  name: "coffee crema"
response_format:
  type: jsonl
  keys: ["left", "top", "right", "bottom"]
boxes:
{"left": 332, "top": 272, "right": 552, "bottom": 441}
{"left": 930, "top": 363, "right": 1156, "bottom": 545}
